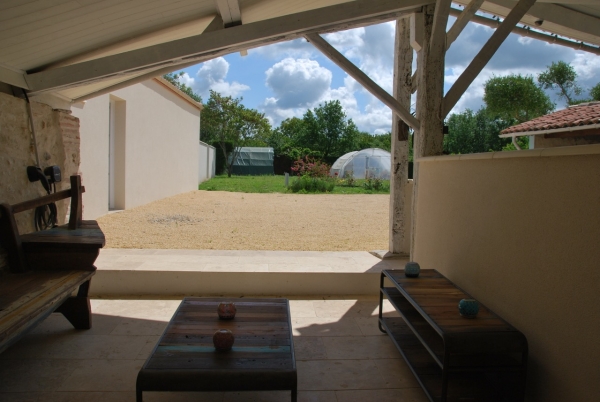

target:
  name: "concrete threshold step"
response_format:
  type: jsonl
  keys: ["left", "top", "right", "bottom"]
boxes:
{"left": 90, "top": 249, "right": 409, "bottom": 297}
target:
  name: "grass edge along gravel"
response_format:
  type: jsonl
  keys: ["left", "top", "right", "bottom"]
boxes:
{"left": 198, "top": 175, "right": 390, "bottom": 194}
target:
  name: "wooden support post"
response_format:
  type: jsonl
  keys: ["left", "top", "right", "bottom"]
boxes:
{"left": 68, "top": 175, "right": 82, "bottom": 230}
{"left": 389, "top": 17, "right": 413, "bottom": 256}
{"left": 411, "top": 1, "right": 449, "bottom": 257}
{"left": 411, "top": 0, "right": 482, "bottom": 94}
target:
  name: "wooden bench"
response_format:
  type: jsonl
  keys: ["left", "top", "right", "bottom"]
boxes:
{"left": 0, "top": 175, "right": 105, "bottom": 354}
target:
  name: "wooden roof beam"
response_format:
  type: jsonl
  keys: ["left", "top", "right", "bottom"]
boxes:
{"left": 25, "top": 0, "right": 429, "bottom": 95}
{"left": 0, "top": 64, "right": 28, "bottom": 89}
{"left": 215, "top": 0, "right": 242, "bottom": 28}
{"left": 442, "top": 0, "right": 537, "bottom": 117}
{"left": 305, "top": 33, "right": 420, "bottom": 131}
{"left": 478, "top": 0, "right": 600, "bottom": 46}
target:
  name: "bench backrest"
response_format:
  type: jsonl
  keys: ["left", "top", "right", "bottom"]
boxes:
{"left": 0, "top": 175, "right": 85, "bottom": 273}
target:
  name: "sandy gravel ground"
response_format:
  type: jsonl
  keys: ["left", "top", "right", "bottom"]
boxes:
{"left": 97, "top": 191, "right": 390, "bottom": 251}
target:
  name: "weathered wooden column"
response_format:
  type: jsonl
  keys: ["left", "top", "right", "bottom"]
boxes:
{"left": 388, "top": 17, "right": 413, "bottom": 256}
{"left": 410, "top": 1, "right": 451, "bottom": 257}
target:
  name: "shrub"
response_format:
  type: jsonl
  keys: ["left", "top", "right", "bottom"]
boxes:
{"left": 363, "top": 172, "right": 387, "bottom": 191}
{"left": 338, "top": 170, "right": 355, "bottom": 187}
{"left": 290, "top": 156, "right": 330, "bottom": 178}
{"left": 289, "top": 176, "right": 335, "bottom": 193}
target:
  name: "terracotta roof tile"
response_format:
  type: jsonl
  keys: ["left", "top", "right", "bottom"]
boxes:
{"left": 500, "top": 102, "right": 600, "bottom": 135}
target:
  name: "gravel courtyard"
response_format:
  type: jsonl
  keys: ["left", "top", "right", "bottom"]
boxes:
{"left": 97, "top": 190, "right": 390, "bottom": 251}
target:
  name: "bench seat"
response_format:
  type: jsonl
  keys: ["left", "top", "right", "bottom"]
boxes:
{"left": 0, "top": 269, "right": 95, "bottom": 354}
{"left": 0, "top": 175, "right": 104, "bottom": 354}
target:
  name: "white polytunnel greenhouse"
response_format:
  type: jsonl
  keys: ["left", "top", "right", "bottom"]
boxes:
{"left": 329, "top": 151, "right": 357, "bottom": 177}
{"left": 331, "top": 148, "right": 391, "bottom": 179}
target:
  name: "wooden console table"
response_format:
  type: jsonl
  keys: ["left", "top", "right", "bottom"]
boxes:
{"left": 379, "top": 269, "right": 528, "bottom": 402}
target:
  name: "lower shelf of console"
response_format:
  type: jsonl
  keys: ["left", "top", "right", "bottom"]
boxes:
{"left": 380, "top": 317, "right": 526, "bottom": 402}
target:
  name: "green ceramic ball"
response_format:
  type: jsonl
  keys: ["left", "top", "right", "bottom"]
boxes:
{"left": 404, "top": 262, "right": 421, "bottom": 278}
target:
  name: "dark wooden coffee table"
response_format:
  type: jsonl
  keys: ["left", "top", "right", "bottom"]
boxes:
{"left": 136, "top": 297, "right": 297, "bottom": 401}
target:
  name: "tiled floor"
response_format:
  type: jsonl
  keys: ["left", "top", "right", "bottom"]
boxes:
{"left": 0, "top": 296, "right": 428, "bottom": 402}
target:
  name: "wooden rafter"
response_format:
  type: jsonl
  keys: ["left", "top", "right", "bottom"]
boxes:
{"left": 305, "top": 33, "right": 420, "bottom": 131}
{"left": 24, "top": 0, "right": 429, "bottom": 95}
{"left": 215, "top": 0, "right": 242, "bottom": 28}
{"left": 446, "top": 0, "right": 484, "bottom": 49}
{"left": 442, "top": 0, "right": 537, "bottom": 117}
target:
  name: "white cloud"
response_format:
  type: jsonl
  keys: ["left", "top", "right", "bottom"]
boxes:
{"left": 264, "top": 58, "right": 332, "bottom": 109}
{"left": 571, "top": 52, "right": 600, "bottom": 95}
{"left": 184, "top": 57, "right": 250, "bottom": 100}
{"left": 258, "top": 24, "right": 399, "bottom": 133}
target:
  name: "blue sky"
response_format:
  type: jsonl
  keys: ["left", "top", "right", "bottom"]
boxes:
{"left": 175, "top": 16, "right": 600, "bottom": 134}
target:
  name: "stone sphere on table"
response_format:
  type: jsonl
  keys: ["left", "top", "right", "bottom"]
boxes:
{"left": 213, "top": 329, "right": 235, "bottom": 351}
{"left": 217, "top": 302, "right": 237, "bottom": 320}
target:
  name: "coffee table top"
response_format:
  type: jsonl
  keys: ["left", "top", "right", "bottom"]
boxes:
{"left": 137, "top": 297, "right": 296, "bottom": 393}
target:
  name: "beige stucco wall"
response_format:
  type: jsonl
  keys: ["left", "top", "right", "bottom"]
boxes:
{"left": 72, "top": 79, "right": 200, "bottom": 219}
{"left": 0, "top": 92, "right": 80, "bottom": 271}
{"left": 412, "top": 150, "right": 600, "bottom": 402}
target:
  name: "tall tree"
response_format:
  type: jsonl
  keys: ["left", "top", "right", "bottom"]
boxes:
{"left": 200, "top": 90, "right": 271, "bottom": 177}
{"left": 484, "top": 74, "right": 554, "bottom": 123}
{"left": 357, "top": 132, "right": 392, "bottom": 151}
{"left": 163, "top": 72, "right": 202, "bottom": 103}
{"left": 297, "top": 100, "right": 359, "bottom": 159}
{"left": 538, "top": 61, "right": 582, "bottom": 105}
{"left": 267, "top": 117, "right": 305, "bottom": 156}
{"left": 444, "top": 108, "right": 514, "bottom": 154}
{"left": 590, "top": 83, "right": 600, "bottom": 102}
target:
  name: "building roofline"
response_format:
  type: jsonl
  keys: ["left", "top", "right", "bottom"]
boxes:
{"left": 499, "top": 123, "right": 600, "bottom": 138}
{"left": 153, "top": 76, "right": 203, "bottom": 111}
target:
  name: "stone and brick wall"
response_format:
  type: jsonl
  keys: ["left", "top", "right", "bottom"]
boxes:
{"left": 0, "top": 92, "right": 80, "bottom": 272}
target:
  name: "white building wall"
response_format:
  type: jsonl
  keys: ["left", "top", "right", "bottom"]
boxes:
{"left": 72, "top": 95, "right": 110, "bottom": 220}
{"left": 198, "top": 141, "right": 216, "bottom": 183}
{"left": 72, "top": 79, "right": 201, "bottom": 219}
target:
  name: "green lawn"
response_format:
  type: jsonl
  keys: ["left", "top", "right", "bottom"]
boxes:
{"left": 198, "top": 175, "right": 390, "bottom": 194}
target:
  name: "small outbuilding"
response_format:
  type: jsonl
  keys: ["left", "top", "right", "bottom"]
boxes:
{"left": 331, "top": 148, "right": 391, "bottom": 179}
{"left": 499, "top": 101, "right": 600, "bottom": 149}
{"left": 231, "top": 147, "right": 274, "bottom": 175}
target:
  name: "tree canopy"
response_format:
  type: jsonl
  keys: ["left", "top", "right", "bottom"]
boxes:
{"left": 200, "top": 90, "right": 271, "bottom": 177}
{"left": 538, "top": 61, "right": 583, "bottom": 105}
{"left": 590, "top": 83, "right": 600, "bottom": 102}
{"left": 296, "top": 100, "right": 360, "bottom": 160}
{"left": 483, "top": 74, "right": 554, "bottom": 123}
{"left": 444, "top": 108, "right": 514, "bottom": 155}
{"left": 163, "top": 72, "right": 202, "bottom": 103}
